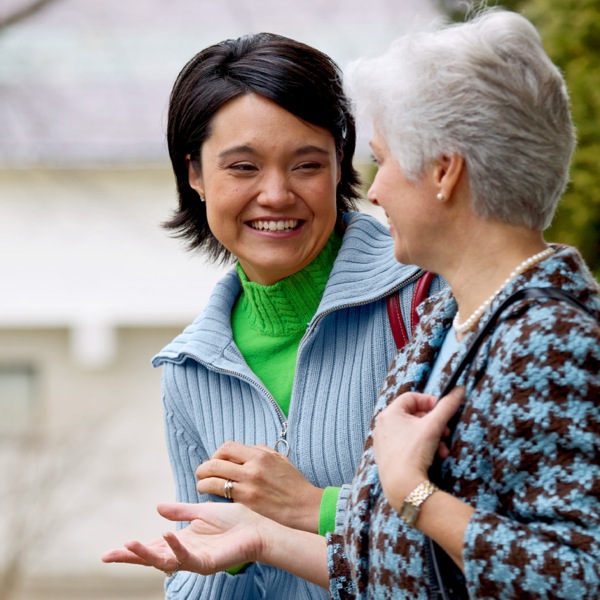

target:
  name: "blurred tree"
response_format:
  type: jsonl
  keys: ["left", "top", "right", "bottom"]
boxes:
{"left": 434, "top": 0, "right": 600, "bottom": 276}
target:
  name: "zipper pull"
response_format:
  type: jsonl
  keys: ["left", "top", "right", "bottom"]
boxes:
{"left": 274, "top": 423, "right": 290, "bottom": 457}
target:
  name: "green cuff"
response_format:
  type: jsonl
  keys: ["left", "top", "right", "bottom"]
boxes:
{"left": 318, "top": 486, "right": 341, "bottom": 536}
{"left": 225, "top": 562, "right": 251, "bottom": 575}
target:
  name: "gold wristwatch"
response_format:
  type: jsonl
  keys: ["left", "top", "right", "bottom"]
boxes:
{"left": 399, "top": 480, "right": 439, "bottom": 527}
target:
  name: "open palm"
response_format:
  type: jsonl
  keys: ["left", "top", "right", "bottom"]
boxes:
{"left": 102, "top": 502, "right": 266, "bottom": 575}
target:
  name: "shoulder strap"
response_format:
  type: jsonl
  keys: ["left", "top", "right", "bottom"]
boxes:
{"left": 387, "top": 270, "right": 435, "bottom": 350}
{"left": 439, "top": 286, "right": 595, "bottom": 402}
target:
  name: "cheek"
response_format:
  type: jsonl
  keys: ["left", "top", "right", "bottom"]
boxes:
{"left": 204, "top": 203, "right": 235, "bottom": 243}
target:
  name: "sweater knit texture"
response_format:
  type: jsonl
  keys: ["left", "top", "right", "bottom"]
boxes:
{"left": 231, "top": 231, "right": 342, "bottom": 416}
{"left": 152, "top": 212, "right": 445, "bottom": 600}
{"left": 328, "top": 245, "right": 600, "bottom": 600}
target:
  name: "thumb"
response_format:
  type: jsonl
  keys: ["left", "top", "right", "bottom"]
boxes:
{"left": 433, "top": 387, "right": 465, "bottom": 426}
{"left": 157, "top": 502, "right": 203, "bottom": 522}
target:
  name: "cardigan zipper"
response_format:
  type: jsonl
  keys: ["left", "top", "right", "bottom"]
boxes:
{"left": 175, "top": 353, "right": 290, "bottom": 457}
{"left": 176, "top": 268, "right": 426, "bottom": 459}
{"left": 290, "top": 268, "right": 426, "bottom": 420}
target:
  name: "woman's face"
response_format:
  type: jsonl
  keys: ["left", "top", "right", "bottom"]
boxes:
{"left": 367, "top": 129, "right": 438, "bottom": 266}
{"left": 189, "top": 93, "right": 340, "bottom": 285}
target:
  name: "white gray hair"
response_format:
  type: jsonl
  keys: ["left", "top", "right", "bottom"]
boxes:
{"left": 346, "top": 8, "right": 576, "bottom": 230}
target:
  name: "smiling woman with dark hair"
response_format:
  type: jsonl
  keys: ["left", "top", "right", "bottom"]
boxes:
{"left": 164, "top": 32, "right": 360, "bottom": 263}
{"left": 103, "top": 32, "right": 443, "bottom": 600}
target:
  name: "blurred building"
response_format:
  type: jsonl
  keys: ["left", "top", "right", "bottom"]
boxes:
{"left": 0, "top": 0, "right": 437, "bottom": 598}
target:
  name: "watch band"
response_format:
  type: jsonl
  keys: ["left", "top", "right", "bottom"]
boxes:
{"left": 399, "top": 480, "right": 439, "bottom": 527}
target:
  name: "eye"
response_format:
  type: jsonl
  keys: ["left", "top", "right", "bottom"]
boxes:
{"left": 294, "top": 161, "right": 323, "bottom": 172}
{"left": 229, "top": 162, "right": 258, "bottom": 172}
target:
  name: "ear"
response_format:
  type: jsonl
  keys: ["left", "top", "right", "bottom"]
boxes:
{"left": 433, "top": 154, "right": 465, "bottom": 201}
{"left": 186, "top": 153, "right": 205, "bottom": 197}
{"left": 335, "top": 150, "right": 344, "bottom": 185}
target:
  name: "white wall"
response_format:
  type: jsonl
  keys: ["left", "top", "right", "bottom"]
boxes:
{"left": 0, "top": 167, "right": 226, "bottom": 597}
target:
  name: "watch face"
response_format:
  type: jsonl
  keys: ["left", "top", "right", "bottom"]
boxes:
{"left": 399, "top": 501, "right": 419, "bottom": 527}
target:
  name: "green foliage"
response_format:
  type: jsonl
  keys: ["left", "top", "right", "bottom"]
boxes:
{"left": 436, "top": 0, "right": 600, "bottom": 276}
{"left": 519, "top": 0, "right": 600, "bottom": 276}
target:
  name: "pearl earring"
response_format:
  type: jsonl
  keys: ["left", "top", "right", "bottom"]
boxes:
{"left": 436, "top": 192, "right": 444, "bottom": 201}
{"left": 199, "top": 195, "right": 205, "bottom": 202}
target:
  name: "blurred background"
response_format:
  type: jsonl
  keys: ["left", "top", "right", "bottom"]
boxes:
{"left": 0, "top": 0, "right": 598, "bottom": 598}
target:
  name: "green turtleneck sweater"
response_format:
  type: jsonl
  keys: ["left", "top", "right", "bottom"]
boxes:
{"left": 232, "top": 232, "right": 342, "bottom": 416}
{"left": 231, "top": 231, "right": 343, "bottom": 537}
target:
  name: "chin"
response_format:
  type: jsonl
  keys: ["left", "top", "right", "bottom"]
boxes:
{"left": 393, "top": 246, "right": 406, "bottom": 265}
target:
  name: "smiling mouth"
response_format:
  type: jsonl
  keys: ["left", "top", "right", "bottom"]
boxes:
{"left": 248, "top": 219, "right": 301, "bottom": 232}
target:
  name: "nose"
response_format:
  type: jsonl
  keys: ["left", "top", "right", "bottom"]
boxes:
{"left": 366, "top": 182, "right": 379, "bottom": 206}
{"left": 257, "top": 170, "right": 295, "bottom": 208}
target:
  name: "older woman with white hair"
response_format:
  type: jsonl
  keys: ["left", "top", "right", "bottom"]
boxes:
{"left": 103, "top": 9, "right": 600, "bottom": 598}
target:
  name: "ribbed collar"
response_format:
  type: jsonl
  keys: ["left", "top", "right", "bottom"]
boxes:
{"left": 234, "top": 232, "right": 343, "bottom": 336}
{"left": 152, "top": 212, "right": 423, "bottom": 370}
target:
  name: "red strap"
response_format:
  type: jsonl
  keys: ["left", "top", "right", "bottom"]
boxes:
{"left": 386, "top": 271, "right": 434, "bottom": 351}
{"left": 386, "top": 292, "right": 410, "bottom": 350}
{"left": 410, "top": 270, "right": 436, "bottom": 332}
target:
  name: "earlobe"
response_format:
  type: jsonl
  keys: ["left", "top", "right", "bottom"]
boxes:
{"left": 186, "top": 153, "right": 205, "bottom": 197}
{"left": 434, "top": 154, "right": 465, "bottom": 201}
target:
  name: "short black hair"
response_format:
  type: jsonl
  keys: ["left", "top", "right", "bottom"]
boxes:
{"left": 165, "top": 32, "right": 361, "bottom": 263}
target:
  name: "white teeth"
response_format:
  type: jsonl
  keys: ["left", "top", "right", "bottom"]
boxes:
{"left": 250, "top": 219, "right": 299, "bottom": 231}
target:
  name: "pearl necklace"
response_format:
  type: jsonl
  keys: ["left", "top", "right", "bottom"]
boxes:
{"left": 453, "top": 247, "right": 555, "bottom": 335}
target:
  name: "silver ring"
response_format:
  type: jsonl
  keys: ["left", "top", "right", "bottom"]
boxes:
{"left": 224, "top": 479, "right": 234, "bottom": 501}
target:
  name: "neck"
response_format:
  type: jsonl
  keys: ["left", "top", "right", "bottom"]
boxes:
{"left": 440, "top": 224, "right": 549, "bottom": 337}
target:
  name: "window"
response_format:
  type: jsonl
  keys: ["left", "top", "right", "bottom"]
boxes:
{"left": 0, "top": 366, "right": 37, "bottom": 437}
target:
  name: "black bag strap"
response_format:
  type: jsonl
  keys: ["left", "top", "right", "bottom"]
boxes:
{"left": 438, "top": 286, "right": 593, "bottom": 401}
{"left": 434, "top": 286, "right": 595, "bottom": 452}
{"left": 426, "top": 286, "right": 596, "bottom": 600}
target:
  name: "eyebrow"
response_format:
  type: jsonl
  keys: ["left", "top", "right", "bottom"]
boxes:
{"left": 217, "top": 144, "right": 332, "bottom": 160}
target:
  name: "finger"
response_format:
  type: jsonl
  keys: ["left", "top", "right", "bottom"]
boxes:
{"left": 123, "top": 540, "right": 179, "bottom": 573}
{"left": 254, "top": 443, "right": 277, "bottom": 453}
{"left": 432, "top": 387, "right": 465, "bottom": 427}
{"left": 101, "top": 548, "right": 151, "bottom": 566}
{"left": 437, "top": 441, "right": 451, "bottom": 459}
{"left": 163, "top": 531, "right": 194, "bottom": 565}
{"left": 163, "top": 531, "right": 218, "bottom": 576}
{"left": 211, "top": 441, "right": 257, "bottom": 463}
{"left": 378, "top": 394, "right": 437, "bottom": 428}
{"left": 196, "top": 458, "right": 241, "bottom": 482}
{"left": 157, "top": 502, "right": 207, "bottom": 523}
{"left": 390, "top": 392, "right": 438, "bottom": 415}
{"left": 196, "top": 475, "right": 242, "bottom": 501}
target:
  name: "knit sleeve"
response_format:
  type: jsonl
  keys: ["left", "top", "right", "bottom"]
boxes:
{"left": 327, "top": 532, "right": 356, "bottom": 599}
{"left": 461, "top": 304, "right": 600, "bottom": 598}
{"left": 161, "top": 363, "right": 222, "bottom": 594}
{"left": 334, "top": 484, "right": 352, "bottom": 533}
{"left": 161, "top": 363, "right": 208, "bottom": 508}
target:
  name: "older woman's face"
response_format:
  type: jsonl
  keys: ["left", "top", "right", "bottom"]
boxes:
{"left": 188, "top": 93, "right": 340, "bottom": 285}
{"left": 367, "top": 129, "right": 438, "bottom": 266}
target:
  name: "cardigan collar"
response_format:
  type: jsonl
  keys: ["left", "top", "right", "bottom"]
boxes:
{"left": 153, "top": 212, "right": 422, "bottom": 370}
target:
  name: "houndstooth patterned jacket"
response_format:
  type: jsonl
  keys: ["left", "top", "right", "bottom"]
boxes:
{"left": 328, "top": 244, "right": 600, "bottom": 600}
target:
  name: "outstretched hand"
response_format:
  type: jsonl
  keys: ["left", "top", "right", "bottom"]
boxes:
{"left": 196, "top": 442, "right": 324, "bottom": 532}
{"left": 102, "top": 502, "right": 268, "bottom": 576}
{"left": 373, "top": 387, "right": 465, "bottom": 511}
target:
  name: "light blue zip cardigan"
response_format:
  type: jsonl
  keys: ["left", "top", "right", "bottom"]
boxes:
{"left": 152, "top": 212, "right": 445, "bottom": 600}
